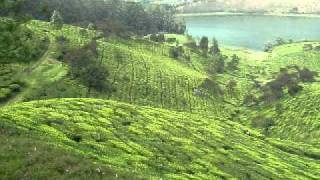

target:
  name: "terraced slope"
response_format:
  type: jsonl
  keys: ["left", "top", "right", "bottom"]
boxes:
{"left": 248, "top": 84, "right": 320, "bottom": 144}
{"left": 0, "top": 136, "right": 134, "bottom": 180}
{"left": 1, "top": 98, "right": 320, "bottom": 179}
{"left": 12, "top": 20, "right": 233, "bottom": 117}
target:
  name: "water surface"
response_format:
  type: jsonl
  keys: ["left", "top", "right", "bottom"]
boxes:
{"left": 184, "top": 15, "right": 320, "bottom": 50}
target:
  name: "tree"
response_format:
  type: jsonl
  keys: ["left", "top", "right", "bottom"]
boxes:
{"left": 87, "top": 23, "right": 96, "bottom": 30}
{"left": 275, "top": 37, "right": 286, "bottom": 46}
{"left": 226, "top": 80, "right": 237, "bottom": 95}
{"left": 228, "top": 54, "right": 240, "bottom": 70}
{"left": 288, "top": 83, "right": 303, "bottom": 96}
{"left": 199, "top": 36, "right": 209, "bottom": 56}
{"left": 215, "top": 55, "right": 226, "bottom": 74}
{"left": 50, "top": 10, "right": 63, "bottom": 29}
{"left": 303, "top": 44, "right": 313, "bottom": 51}
{"left": 298, "top": 68, "right": 317, "bottom": 82}
{"left": 264, "top": 42, "right": 273, "bottom": 52}
{"left": 64, "top": 40, "right": 112, "bottom": 95}
{"left": 210, "top": 38, "right": 220, "bottom": 55}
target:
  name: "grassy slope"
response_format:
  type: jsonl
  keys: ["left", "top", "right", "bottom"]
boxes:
{"left": 5, "top": 20, "right": 233, "bottom": 118}
{"left": 2, "top": 17, "right": 320, "bottom": 179}
{"left": 240, "top": 42, "right": 320, "bottom": 144}
{"left": 1, "top": 98, "right": 320, "bottom": 179}
{"left": 0, "top": 136, "right": 135, "bottom": 180}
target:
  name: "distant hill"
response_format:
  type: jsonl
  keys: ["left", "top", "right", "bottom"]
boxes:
{"left": 170, "top": 0, "right": 320, "bottom": 14}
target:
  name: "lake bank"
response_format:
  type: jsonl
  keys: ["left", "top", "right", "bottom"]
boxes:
{"left": 177, "top": 12, "right": 320, "bottom": 18}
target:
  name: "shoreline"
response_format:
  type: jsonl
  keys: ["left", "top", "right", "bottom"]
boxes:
{"left": 177, "top": 12, "right": 320, "bottom": 18}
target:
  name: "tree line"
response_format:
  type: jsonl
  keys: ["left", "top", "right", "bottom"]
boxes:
{"left": 0, "top": 0, "right": 186, "bottom": 37}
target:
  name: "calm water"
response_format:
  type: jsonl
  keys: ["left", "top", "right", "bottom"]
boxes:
{"left": 184, "top": 15, "right": 320, "bottom": 50}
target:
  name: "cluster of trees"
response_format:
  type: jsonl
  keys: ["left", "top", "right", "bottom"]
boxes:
{"left": 264, "top": 37, "right": 292, "bottom": 52}
{"left": 150, "top": 34, "right": 165, "bottom": 43}
{"left": 63, "top": 40, "right": 112, "bottom": 96}
{"left": 261, "top": 66, "right": 317, "bottom": 103}
{"left": 0, "top": 18, "right": 48, "bottom": 63}
{"left": 198, "top": 36, "right": 220, "bottom": 57}
{"left": 1, "top": 0, "right": 185, "bottom": 36}
{"left": 196, "top": 36, "right": 241, "bottom": 75}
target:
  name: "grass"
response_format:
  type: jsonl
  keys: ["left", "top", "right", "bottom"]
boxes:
{"left": 1, "top": 98, "right": 320, "bottom": 179}
{"left": 2, "top": 16, "right": 320, "bottom": 179}
{"left": 7, "top": 20, "right": 233, "bottom": 118}
{"left": 0, "top": 135, "right": 136, "bottom": 180}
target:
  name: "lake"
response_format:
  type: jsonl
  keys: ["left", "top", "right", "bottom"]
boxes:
{"left": 184, "top": 15, "right": 320, "bottom": 50}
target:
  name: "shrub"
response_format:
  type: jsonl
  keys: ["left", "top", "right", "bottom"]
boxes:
{"left": 167, "top": 37, "right": 176, "bottom": 43}
{"left": 264, "top": 42, "right": 273, "bottom": 52}
{"left": 298, "top": 68, "right": 317, "bottom": 82}
{"left": 210, "top": 38, "right": 220, "bottom": 55}
{"left": 50, "top": 10, "right": 64, "bottom": 29}
{"left": 251, "top": 116, "right": 275, "bottom": 129}
{"left": 183, "top": 40, "right": 197, "bottom": 49}
{"left": 227, "top": 54, "right": 240, "bottom": 70}
{"left": 288, "top": 83, "right": 303, "bottom": 96}
{"left": 314, "top": 45, "right": 320, "bottom": 51}
{"left": 303, "top": 44, "right": 313, "bottom": 51}
{"left": 169, "top": 45, "right": 184, "bottom": 59}
{"left": 199, "top": 78, "right": 223, "bottom": 96}
{"left": 8, "top": 84, "right": 21, "bottom": 92}
{"left": 243, "top": 94, "right": 257, "bottom": 106}
{"left": 199, "top": 36, "right": 209, "bottom": 56}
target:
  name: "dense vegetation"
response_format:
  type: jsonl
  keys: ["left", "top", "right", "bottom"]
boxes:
{"left": 2, "top": 1, "right": 320, "bottom": 179}
{"left": 0, "top": 0, "right": 186, "bottom": 36}
{"left": 1, "top": 99, "right": 320, "bottom": 179}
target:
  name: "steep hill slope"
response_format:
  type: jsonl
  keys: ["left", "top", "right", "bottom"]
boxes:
{"left": 1, "top": 98, "right": 320, "bottom": 179}
{"left": 1, "top": 19, "right": 233, "bottom": 118}
{"left": 256, "top": 85, "right": 320, "bottom": 144}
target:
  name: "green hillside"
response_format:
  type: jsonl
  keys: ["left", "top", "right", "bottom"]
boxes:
{"left": 0, "top": 19, "right": 233, "bottom": 118}
{"left": 2, "top": 8, "right": 320, "bottom": 178}
{"left": 1, "top": 98, "right": 320, "bottom": 179}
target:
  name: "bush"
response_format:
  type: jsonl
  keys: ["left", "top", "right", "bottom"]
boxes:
{"left": 183, "top": 40, "right": 197, "bottom": 49}
{"left": 227, "top": 54, "right": 240, "bottom": 70}
{"left": 0, "top": 19, "right": 48, "bottom": 63}
{"left": 288, "top": 83, "right": 303, "bottom": 96}
{"left": 50, "top": 10, "right": 64, "bottom": 29}
{"left": 169, "top": 45, "right": 184, "bottom": 59}
{"left": 8, "top": 84, "right": 21, "bottom": 92}
{"left": 243, "top": 94, "right": 257, "bottom": 106}
{"left": 0, "top": 88, "right": 11, "bottom": 101}
{"left": 303, "top": 44, "right": 313, "bottom": 51}
{"left": 298, "top": 68, "right": 317, "bottom": 82}
{"left": 314, "top": 45, "right": 320, "bottom": 51}
{"left": 251, "top": 116, "right": 275, "bottom": 129}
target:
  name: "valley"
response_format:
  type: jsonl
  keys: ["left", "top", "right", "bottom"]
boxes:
{"left": 1, "top": 1, "right": 320, "bottom": 179}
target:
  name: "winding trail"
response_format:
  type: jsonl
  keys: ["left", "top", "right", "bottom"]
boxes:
{"left": 4, "top": 34, "right": 67, "bottom": 105}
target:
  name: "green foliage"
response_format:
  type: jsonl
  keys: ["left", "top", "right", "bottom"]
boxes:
{"left": 1, "top": 99, "right": 320, "bottom": 179}
{"left": 0, "top": 136, "right": 134, "bottom": 180}
{"left": 64, "top": 40, "right": 112, "bottom": 95}
{"left": 23, "top": 78, "right": 87, "bottom": 101}
{"left": 227, "top": 54, "right": 240, "bottom": 70}
{"left": 50, "top": 10, "right": 63, "bottom": 29}
{"left": 0, "top": 64, "right": 23, "bottom": 103}
{"left": 210, "top": 37, "right": 220, "bottom": 55}
{"left": 199, "top": 36, "right": 209, "bottom": 56}
{"left": 0, "top": 18, "right": 48, "bottom": 63}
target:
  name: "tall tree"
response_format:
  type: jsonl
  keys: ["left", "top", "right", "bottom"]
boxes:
{"left": 50, "top": 10, "right": 63, "bottom": 29}
{"left": 211, "top": 38, "right": 220, "bottom": 55}
{"left": 199, "top": 36, "right": 209, "bottom": 56}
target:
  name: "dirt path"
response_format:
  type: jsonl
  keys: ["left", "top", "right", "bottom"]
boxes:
{"left": 4, "top": 35, "right": 67, "bottom": 105}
